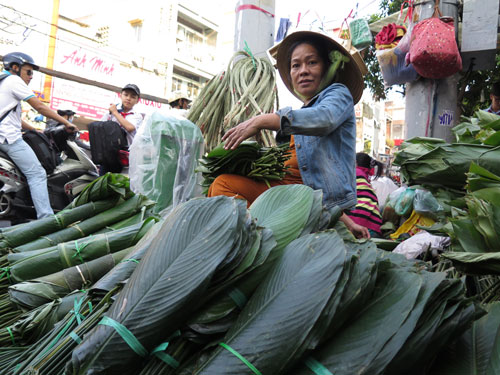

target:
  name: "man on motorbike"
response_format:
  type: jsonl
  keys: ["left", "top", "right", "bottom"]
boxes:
{"left": 0, "top": 52, "right": 77, "bottom": 219}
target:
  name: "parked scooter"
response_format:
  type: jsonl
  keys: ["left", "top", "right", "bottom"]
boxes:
{"left": 0, "top": 125, "right": 99, "bottom": 221}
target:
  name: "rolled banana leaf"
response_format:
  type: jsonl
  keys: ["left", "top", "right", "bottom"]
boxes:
{"left": 65, "top": 172, "right": 132, "bottom": 209}
{"left": 8, "top": 219, "right": 156, "bottom": 283}
{"left": 92, "top": 207, "right": 153, "bottom": 235}
{"left": 13, "top": 195, "right": 154, "bottom": 253}
{"left": 0, "top": 198, "right": 118, "bottom": 252}
{"left": 8, "top": 248, "right": 132, "bottom": 310}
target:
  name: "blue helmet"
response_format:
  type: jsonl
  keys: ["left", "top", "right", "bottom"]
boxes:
{"left": 2, "top": 52, "right": 39, "bottom": 71}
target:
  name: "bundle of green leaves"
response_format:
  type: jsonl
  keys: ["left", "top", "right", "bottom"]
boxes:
{"left": 197, "top": 141, "right": 291, "bottom": 193}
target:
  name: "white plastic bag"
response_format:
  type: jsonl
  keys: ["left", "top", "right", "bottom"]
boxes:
{"left": 371, "top": 176, "right": 399, "bottom": 210}
{"left": 393, "top": 231, "right": 450, "bottom": 259}
{"left": 129, "top": 111, "right": 204, "bottom": 216}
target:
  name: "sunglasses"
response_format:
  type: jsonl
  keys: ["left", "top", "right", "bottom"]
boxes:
{"left": 23, "top": 69, "right": 34, "bottom": 76}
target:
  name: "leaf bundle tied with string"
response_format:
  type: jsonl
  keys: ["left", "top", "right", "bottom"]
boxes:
{"left": 188, "top": 50, "right": 278, "bottom": 152}
{"left": 197, "top": 141, "right": 291, "bottom": 193}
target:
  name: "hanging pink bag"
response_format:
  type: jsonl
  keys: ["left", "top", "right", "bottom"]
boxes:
{"left": 407, "top": 0, "right": 462, "bottom": 79}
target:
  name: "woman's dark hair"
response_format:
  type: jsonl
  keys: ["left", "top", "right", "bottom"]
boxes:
{"left": 356, "top": 152, "right": 383, "bottom": 179}
{"left": 285, "top": 37, "right": 331, "bottom": 76}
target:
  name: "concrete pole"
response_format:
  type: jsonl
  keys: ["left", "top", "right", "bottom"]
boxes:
{"left": 234, "top": 0, "right": 276, "bottom": 58}
{"left": 404, "top": 0, "right": 459, "bottom": 142}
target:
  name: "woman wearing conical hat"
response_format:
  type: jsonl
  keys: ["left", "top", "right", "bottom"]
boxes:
{"left": 208, "top": 31, "right": 369, "bottom": 239}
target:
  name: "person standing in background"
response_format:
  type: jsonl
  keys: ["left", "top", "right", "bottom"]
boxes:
{"left": 347, "top": 152, "right": 384, "bottom": 238}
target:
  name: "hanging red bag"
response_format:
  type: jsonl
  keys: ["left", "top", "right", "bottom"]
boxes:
{"left": 407, "top": 0, "right": 462, "bottom": 79}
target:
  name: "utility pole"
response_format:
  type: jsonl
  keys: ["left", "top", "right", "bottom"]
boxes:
{"left": 234, "top": 0, "right": 276, "bottom": 58}
{"left": 42, "top": 0, "right": 60, "bottom": 104}
{"left": 404, "top": 0, "right": 459, "bottom": 142}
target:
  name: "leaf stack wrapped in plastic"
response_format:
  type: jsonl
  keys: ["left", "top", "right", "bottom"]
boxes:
{"left": 129, "top": 112, "right": 205, "bottom": 215}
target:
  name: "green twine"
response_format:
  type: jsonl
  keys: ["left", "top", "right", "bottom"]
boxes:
{"left": 120, "top": 258, "right": 140, "bottom": 264}
{"left": 72, "top": 240, "right": 88, "bottom": 264}
{"left": 0, "top": 266, "right": 11, "bottom": 283}
{"left": 151, "top": 342, "right": 179, "bottom": 368}
{"left": 69, "top": 332, "right": 82, "bottom": 344}
{"left": 219, "top": 342, "right": 261, "bottom": 374}
{"left": 70, "top": 297, "right": 86, "bottom": 325}
{"left": 304, "top": 357, "right": 333, "bottom": 375}
{"left": 6, "top": 327, "right": 15, "bottom": 345}
{"left": 42, "top": 296, "right": 86, "bottom": 355}
{"left": 243, "top": 41, "right": 257, "bottom": 71}
{"left": 98, "top": 316, "right": 148, "bottom": 358}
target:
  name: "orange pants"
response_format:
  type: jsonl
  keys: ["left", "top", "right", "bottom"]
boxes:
{"left": 207, "top": 173, "right": 303, "bottom": 207}
{"left": 208, "top": 136, "right": 303, "bottom": 207}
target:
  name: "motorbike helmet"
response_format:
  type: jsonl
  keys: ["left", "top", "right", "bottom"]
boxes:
{"left": 2, "top": 52, "right": 39, "bottom": 71}
{"left": 57, "top": 109, "right": 76, "bottom": 117}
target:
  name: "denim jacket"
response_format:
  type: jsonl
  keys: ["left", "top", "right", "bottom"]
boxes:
{"left": 276, "top": 83, "right": 357, "bottom": 210}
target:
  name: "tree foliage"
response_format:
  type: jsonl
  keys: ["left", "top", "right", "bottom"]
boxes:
{"left": 366, "top": 0, "right": 500, "bottom": 116}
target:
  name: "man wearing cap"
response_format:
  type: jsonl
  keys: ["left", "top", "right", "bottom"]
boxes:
{"left": 168, "top": 91, "right": 191, "bottom": 110}
{"left": 101, "top": 84, "right": 143, "bottom": 146}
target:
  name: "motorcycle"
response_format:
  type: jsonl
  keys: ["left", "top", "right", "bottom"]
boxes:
{"left": 0, "top": 125, "right": 99, "bottom": 221}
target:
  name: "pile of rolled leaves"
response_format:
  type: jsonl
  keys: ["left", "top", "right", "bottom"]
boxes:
{"left": 0, "top": 173, "right": 158, "bottom": 349}
{"left": 197, "top": 141, "right": 291, "bottom": 193}
{"left": 0, "top": 184, "right": 487, "bottom": 375}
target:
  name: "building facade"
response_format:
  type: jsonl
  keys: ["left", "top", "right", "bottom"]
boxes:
{"left": 0, "top": 0, "right": 234, "bottom": 120}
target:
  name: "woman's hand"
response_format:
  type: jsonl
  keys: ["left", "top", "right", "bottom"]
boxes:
{"left": 348, "top": 222, "right": 371, "bottom": 239}
{"left": 340, "top": 213, "right": 371, "bottom": 239}
{"left": 222, "top": 113, "right": 281, "bottom": 150}
{"left": 222, "top": 117, "right": 261, "bottom": 149}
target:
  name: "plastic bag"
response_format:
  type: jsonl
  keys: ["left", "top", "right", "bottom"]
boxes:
{"left": 349, "top": 18, "right": 372, "bottom": 50}
{"left": 394, "top": 187, "right": 416, "bottom": 216}
{"left": 413, "top": 189, "right": 444, "bottom": 217}
{"left": 408, "top": 6, "right": 462, "bottom": 79}
{"left": 377, "top": 47, "right": 419, "bottom": 87}
{"left": 393, "top": 230, "right": 450, "bottom": 259}
{"left": 390, "top": 210, "right": 435, "bottom": 240}
{"left": 371, "top": 176, "right": 399, "bottom": 210}
{"left": 129, "top": 111, "right": 204, "bottom": 216}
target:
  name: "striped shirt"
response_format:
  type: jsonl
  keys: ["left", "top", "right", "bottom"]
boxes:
{"left": 347, "top": 166, "right": 383, "bottom": 234}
